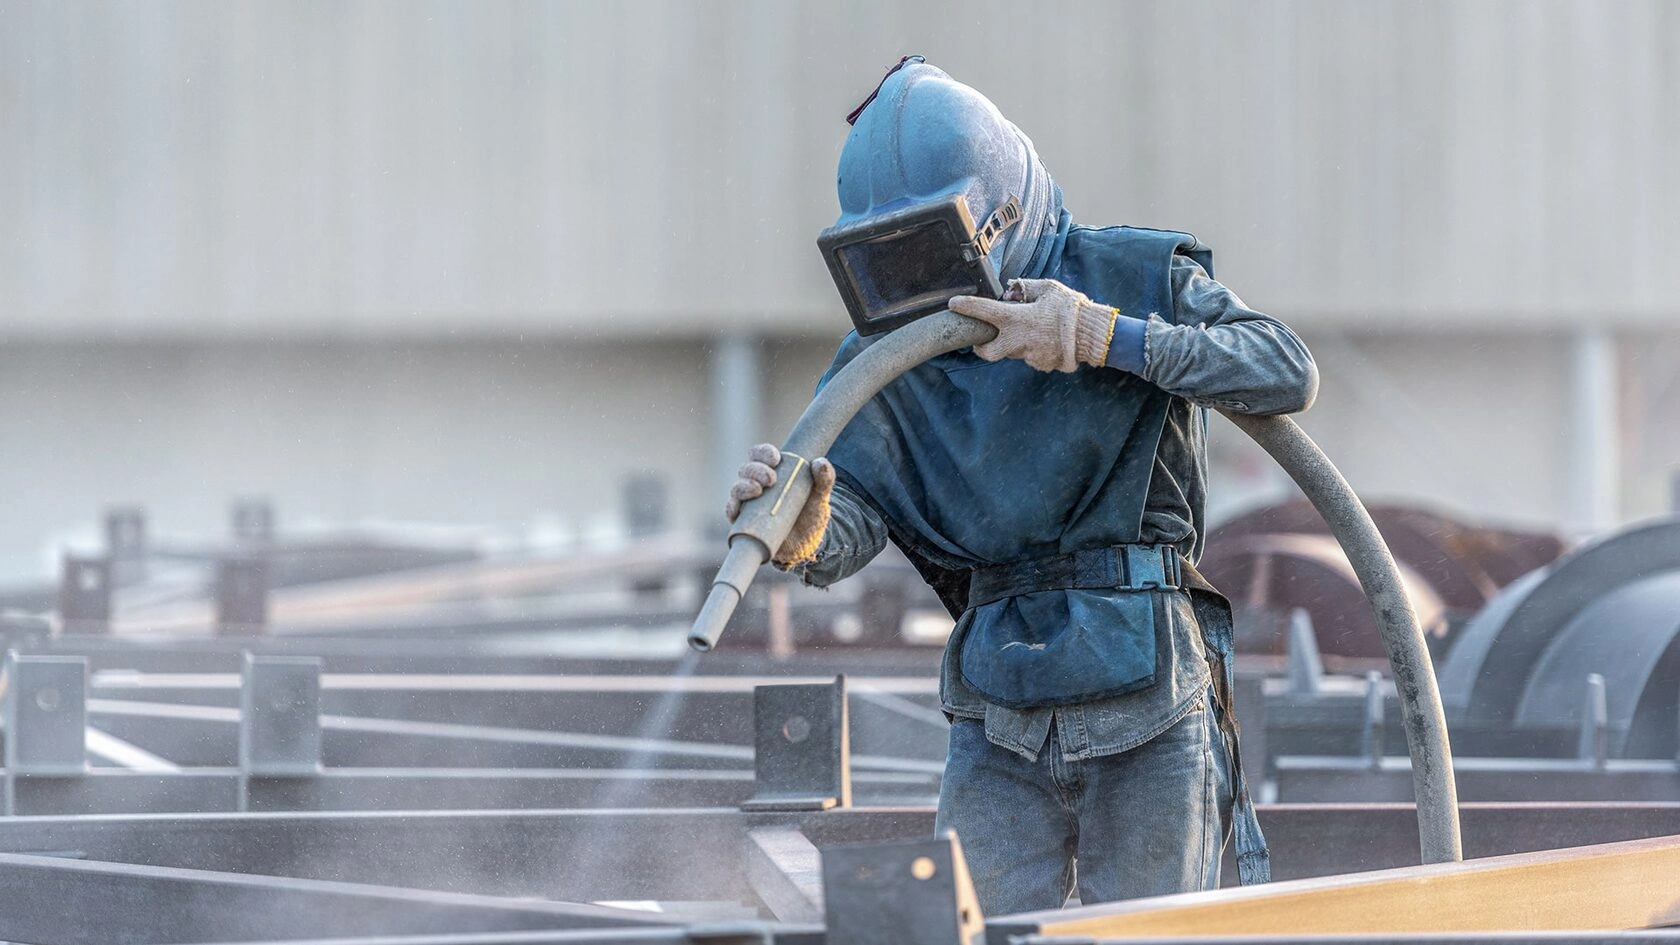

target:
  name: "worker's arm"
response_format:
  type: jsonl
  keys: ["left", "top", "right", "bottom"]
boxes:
{"left": 1126, "top": 256, "right": 1318, "bottom": 415}
{"left": 784, "top": 480, "right": 888, "bottom": 588}
{"left": 948, "top": 260, "right": 1317, "bottom": 415}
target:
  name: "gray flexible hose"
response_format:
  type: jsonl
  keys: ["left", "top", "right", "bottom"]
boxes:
{"left": 1222, "top": 411, "right": 1462, "bottom": 865}
{"left": 688, "top": 309, "right": 1462, "bottom": 866}
{"left": 689, "top": 312, "right": 993, "bottom": 653}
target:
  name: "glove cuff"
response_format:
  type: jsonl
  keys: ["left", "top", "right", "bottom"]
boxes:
{"left": 1074, "top": 300, "right": 1120, "bottom": 368}
{"left": 1104, "top": 312, "right": 1148, "bottom": 374}
{"left": 772, "top": 499, "right": 831, "bottom": 569}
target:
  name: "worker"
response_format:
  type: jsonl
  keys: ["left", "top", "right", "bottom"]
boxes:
{"left": 726, "top": 57, "right": 1317, "bottom": 913}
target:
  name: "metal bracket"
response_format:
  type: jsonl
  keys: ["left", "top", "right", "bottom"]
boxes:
{"left": 1362, "top": 670, "right": 1387, "bottom": 770}
{"left": 1577, "top": 673, "right": 1609, "bottom": 768}
{"left": 217, "top": 557, "right": 270, "bottom": 636}
{"left": 821, "top": 831, "right": 984, "bottom": 945}
{"left": 239, "top": 654, "right": 323, "bottom": 779}
{"left": 58, "top": 556, "right": 111, "bottom": 635}
{"left": 0, "top": 614, "right": 51, "bottom": 653}
{"left": 742, "top": 675, "right": 850, "bottom": 811}
{"left": 104, "top": 506, "right": 148, "bottom": 585}
{"left": 3, "top": 651, "right": 89, "bottom": 813}
{"left": 1287, "top": 607, "right": 1325, "bottom": 696}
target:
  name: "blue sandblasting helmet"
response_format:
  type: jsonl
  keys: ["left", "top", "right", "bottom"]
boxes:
{"left": 818, "top": 57, "right": 1065, "bottom": 335}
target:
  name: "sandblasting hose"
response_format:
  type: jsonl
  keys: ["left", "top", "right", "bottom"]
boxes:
{"left": 688, "top": 310, "right": 1462, "bottom": 866}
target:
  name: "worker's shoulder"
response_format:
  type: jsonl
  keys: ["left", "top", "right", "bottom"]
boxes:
{"left": 832, "top": 329, "right": 871, "bottom": 360}
{"left": 1066, "top": 222, "right": 1208, "bottom": 256}
{"left": 1064, "top": 223, "right": 1215, "bottom": 282}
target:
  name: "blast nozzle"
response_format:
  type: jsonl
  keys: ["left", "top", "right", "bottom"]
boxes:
{"left": 688, "top": 538, "right": 768, "bottom": 651}
{"left": 685, "top": 310, "right": 995, "bottom": 654}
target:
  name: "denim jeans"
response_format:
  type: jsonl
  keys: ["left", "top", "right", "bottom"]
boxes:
{"left": 934, "top": 691, "right": 1232, "bottom": 915}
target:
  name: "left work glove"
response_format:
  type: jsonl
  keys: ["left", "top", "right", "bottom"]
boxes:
{"left": 949, "top": 278, "right": 1127, "bottom": 373}
{"left": 725, "top": 443, "right": 836, "bottom": 569}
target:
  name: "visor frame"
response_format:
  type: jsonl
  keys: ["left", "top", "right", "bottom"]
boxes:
{"left": 817, "top": 195, "right": 1006, "bottom": 337}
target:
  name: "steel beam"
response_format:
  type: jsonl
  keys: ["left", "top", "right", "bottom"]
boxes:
{"left": 1245, "top": 802, "right": 1680, "bottom": 881}
{"left": 83, "top": 696, "right": 943, "bottom": 776}
{"left": 743, "top": 828, "right": 825, "bottom": 923}
{"left": 0, "top": 767, "right": 938, "bottom": 816}
{"left": 81, "top": 674, "right": 945, "bottom": 766}
{"left": 1276, "top": 756, "right": 1680, "bottom": 803}
{"left": 0, "top": 851, "right": 678, "bottom": 945}
{"left": 0, "top": 804, "right": 1674, "bottom": 901}
{"left": 196, "top": 931, "right": 823, "bottom": 945}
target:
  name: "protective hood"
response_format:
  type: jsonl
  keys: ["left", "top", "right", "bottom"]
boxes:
{"left": 836, "top": 57, "right": 1064, "bottom": 282}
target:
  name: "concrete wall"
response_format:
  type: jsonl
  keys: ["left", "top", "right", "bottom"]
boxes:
{"left": 3, "top": 330, "right": 1675, "bottom": 574}
{"left": 2, "top": 1, "right": 1676, "bottom": 573}
{"left": 4, "top": 0, "right": 1678, "bottom": 338}
{"left": 0, "top": 339, "right": 718, "bottom": 571}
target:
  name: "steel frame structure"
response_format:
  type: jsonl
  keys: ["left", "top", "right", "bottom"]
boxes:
{"left": 0, "top": 804, "right": 1678, "bottom": 943}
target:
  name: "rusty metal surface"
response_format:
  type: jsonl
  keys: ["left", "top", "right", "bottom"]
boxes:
{"left": 1203, "top": 501, "right": 1566, "bottom": 659}
{"left": 1210, "top": 533, "right": 1447, "bottom": 658}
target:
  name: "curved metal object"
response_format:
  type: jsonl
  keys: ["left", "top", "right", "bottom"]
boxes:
{"left": 1514, "top": 571, "right": 1680, "bottom": 759}
{"left": 1200, "top": 532, "right": 1449, "bottom": 658}
{"left": 1438, "top": 567, "right": 1549, "bottom": 718}
{"left": 1205, "top": 500, "right": 1565, "bottom": 615}
{"left": 689, "top": 309, "right": 1462, "bottom": 865}
{"left": 1448, "top": 518, "right": 1680, "bottom": 726}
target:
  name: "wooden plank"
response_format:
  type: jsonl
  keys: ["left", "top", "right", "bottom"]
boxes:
{"left": 995, "top": 834, "right": 1680, "bottom": 939}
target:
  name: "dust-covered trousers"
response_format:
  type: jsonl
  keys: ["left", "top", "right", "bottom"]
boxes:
{"left": 936, "top": 691, "right": 1232, "bottom": 915}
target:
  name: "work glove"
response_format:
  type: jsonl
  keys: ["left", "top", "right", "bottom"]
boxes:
{"left": 949, "top": 278, "right": 1126, "bottom": 373}
{"left": 724, "top": 443, "right": 836, "bottom": 569}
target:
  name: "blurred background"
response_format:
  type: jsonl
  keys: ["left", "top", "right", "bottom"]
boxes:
{"left": 2, "top": 0, "right": 1677, "bottom": 578}
{"left": 1, "top": 8, "right": 1680, "bottom": 928}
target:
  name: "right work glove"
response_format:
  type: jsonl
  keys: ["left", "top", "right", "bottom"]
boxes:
{"left": 724, "top": 443, "right": 836, "bottom": 569}
{"left": 949, "top": 278, "right": 1136, "bottom": 373}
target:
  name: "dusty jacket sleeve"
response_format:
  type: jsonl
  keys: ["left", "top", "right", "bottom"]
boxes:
{"left": 1138, "top": 256, "right": 1318, "bottom": 415}
{"left": 785, "top": 480, "right": 888, "bottom": 588}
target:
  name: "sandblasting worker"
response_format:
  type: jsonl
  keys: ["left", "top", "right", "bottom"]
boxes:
{"left": 726, "top": 57, "right": 1317, "bottom": 913}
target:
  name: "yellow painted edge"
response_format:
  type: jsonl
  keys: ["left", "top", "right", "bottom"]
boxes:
{"left": 769, "top": 453, "right": 808, "bottom": 517}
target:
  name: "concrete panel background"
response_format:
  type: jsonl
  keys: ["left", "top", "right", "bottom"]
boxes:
{"left": 3, "top": 1, "right": 1678, "bottom": 336}
{"left": 3, "top": 331, "right": 1676, "bottom": 576}
{"left": 1, "top": 1, "right": 1676, "bottom": 573}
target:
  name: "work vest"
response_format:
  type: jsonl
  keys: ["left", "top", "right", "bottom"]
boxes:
{"left": 820, "top": 221, "right": 1211, "bottom": 708}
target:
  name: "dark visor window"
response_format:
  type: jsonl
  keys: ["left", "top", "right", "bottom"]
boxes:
{"left": 837, "top": 220, "right": 981, "bottom": 324}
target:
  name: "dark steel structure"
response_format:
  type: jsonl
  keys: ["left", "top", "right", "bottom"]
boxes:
{"left": 0, "top": 507, "right": 1676, "bottom": 941}
{"left": 1202, "top": 501, "right": 1565, "bottom": 659}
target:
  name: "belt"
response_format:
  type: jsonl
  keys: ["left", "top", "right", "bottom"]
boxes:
{"left": 966, "top": 543, "right": 1184, "bottom": 611}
